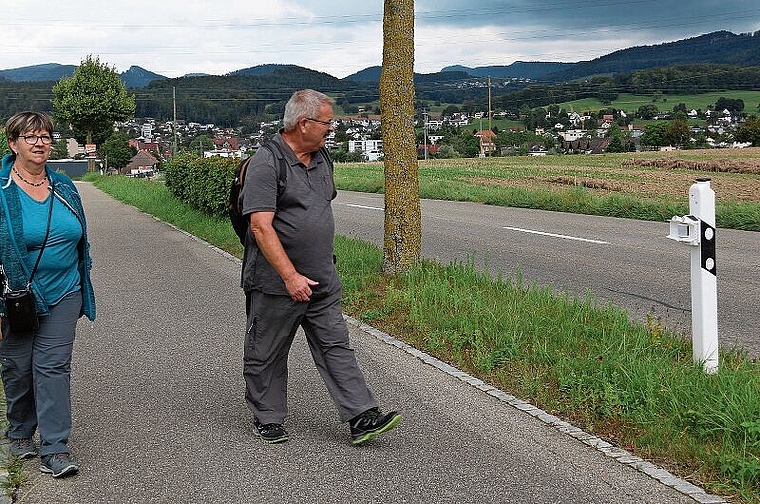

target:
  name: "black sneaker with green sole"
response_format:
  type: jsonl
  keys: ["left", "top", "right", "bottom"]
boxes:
{"left": 350, "top": 408, "right": 402, "bottom": 445}
{"left": 254, "top": 418, "right": 290, "bottom": 444}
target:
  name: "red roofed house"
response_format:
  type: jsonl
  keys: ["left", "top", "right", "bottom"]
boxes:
{"left": 122, "top": 150, "right": 159, "bottom": 177}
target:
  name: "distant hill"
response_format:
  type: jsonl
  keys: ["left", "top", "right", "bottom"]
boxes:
{"left": 4, "top": 30, "right": 759, "bottom": 88}
{"left": 121, "top": 66, "right": 166, "bottom": 88}
{"left": 442, "top": 62, "right": 574, "bottom": 80}
{"left": 0, "top": 63, "right": 166, "bottom": 88}
{"left": 0, "top": 63, "right": 77, "bottom": 82}
{"left": 545, "top": 31, "right": 760, "bottom": 82}
{"left": 343, "top": 66, "right": 382, "bottom": 82}
{"left": 227, "top": 64, "right": 296, "bottom": 77}
{"left": 343, "top": 66, "right": 474, "bottom": 84}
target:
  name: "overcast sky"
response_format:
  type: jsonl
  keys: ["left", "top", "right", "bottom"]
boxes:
{"left": 4, "top": 0, "right": 759, "bottom": 79}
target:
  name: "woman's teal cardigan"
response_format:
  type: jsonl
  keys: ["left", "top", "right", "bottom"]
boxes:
{"left": 0, "top": 153, "right": 96, "bottom": 321}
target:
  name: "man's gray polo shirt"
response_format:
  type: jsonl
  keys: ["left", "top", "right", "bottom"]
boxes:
{"left": 241, "top": 134, "right": 339, "bottom": 297}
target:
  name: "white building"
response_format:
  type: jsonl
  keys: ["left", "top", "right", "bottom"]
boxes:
{"left": 348, "top": 139, "right": 384, "bottom": 161}
{"left": 141, "top": 123, "right": 154, "bottom": 140}
{"left": 559, "top": 129, "right": 586, "bottom": 141}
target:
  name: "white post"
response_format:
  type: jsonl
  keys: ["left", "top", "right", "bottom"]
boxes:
{"left": 689, "top": 178, "right": 718, "bottom": 374}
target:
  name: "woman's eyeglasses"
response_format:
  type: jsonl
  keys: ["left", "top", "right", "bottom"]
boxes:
{"left": 20, "top": 134, "right": 53, "bottom": 145}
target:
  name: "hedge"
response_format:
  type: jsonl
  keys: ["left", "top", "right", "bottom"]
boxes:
{"left": 163, "top": 153, "right": 240, "bottom": 217}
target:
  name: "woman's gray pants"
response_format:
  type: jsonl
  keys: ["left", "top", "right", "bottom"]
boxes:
{"left": 1, "top": 291, "right": 81, "bottom": 456}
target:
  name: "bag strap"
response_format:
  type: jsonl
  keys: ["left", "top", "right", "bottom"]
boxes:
{"left": 261, "top": 140, "right": 288, "bottom": 198}
{"left": 28, "top": 182, "right": 55, "bottom": 285}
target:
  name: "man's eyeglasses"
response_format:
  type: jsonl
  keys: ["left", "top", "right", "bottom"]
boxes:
{"left": 305, "top": 118, "right": 335, "bottom": 127}
{"left": 20, "top": 134, "right": 53, "bottom": 145}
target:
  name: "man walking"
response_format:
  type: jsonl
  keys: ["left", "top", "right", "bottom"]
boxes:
{"left": 240, "top": 89, "right": 401, "bottom": 445}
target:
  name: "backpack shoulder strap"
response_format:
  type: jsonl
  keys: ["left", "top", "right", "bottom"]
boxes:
{"left": 261, "top": 140, "right": 288, "bottom": 196}
{"left": 230, "top": 156, "right": 253, "bottom": 213}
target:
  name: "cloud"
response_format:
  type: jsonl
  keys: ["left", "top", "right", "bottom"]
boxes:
{"left": 3, "top": 0, "right": 759, "bottom": 78}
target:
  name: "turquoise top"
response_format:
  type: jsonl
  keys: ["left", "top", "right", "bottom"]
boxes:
{"left": 1, "top": 153, "right": 96, "bottom": 321}
{"left": 18, "top": 184, "right": 83, "bottom": 306}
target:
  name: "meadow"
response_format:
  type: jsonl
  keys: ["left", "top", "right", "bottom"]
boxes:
{"left": 559, "top": 91, "right": 760, "bottom": 115}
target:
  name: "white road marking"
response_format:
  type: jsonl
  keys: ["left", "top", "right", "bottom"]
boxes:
{"left": 346, "top": 204, "right": 384, "bottom": 210}
{"left": 503, "top": 226, "right": 608, "bottom": 244}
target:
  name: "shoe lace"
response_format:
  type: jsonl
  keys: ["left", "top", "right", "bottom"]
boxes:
{"left": 47, "top": 453, "right": 71, "bottom": 464}
{"left": 260, "top": 423, "right": 283, "bottom": 434}
{"left": 354, "top": 408, "right": 382, "bottom": 428}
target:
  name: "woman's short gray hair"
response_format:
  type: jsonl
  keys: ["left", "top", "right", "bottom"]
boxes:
{"left": 5, "top": 111, "right": 54, "bottom": 142}
{"left": 282, "top": 89, "right": 334, "bottom": 132}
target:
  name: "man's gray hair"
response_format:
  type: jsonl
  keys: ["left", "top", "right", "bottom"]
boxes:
{"left": 283, "top": 89, "right": 335, "bottom": 131}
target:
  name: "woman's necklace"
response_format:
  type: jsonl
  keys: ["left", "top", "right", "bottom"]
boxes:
{"left": 12, "top": 165, "right": 48, "bottom": 187}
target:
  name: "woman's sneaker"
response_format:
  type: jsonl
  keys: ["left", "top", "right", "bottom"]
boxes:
{"left": 9, "top": 437, "right": 37, "bottom": 459}
{"left": 350, "top": 408, "right": 402, "bottom": 445}
{"left": 40, "top": 453, "right": 79, "bottom": 478}
{"left": 254, "top": 418, "right": 290, "bottom": 444}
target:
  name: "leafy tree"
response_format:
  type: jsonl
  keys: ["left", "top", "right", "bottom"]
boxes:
{"left": 52, "top": 55, "right": 136, "bottom": 146}
{"left": 606, "top": 134, "right": 625, "bottom": 153}
{"left": 735, "top": 116, "right": 760, "bottom": 146}
{"left": 188, "top": 134, "right": 214, "bottom": 154}
{"left": 714, "top": 97, "right": 744, "bottom": 113}
{"left": 597, "top": 81, "right": 618, "bottom": 104}
{"left": 665, "top": 119, "right": 691, "bottom": 147}
{"left": 0, "top": 131, "right": 8, "bottom": 157}
{"left": 50, "top": 139, "right": 70, "bottom": 160}
{"left": 449, "top": 131, "right": 481, "bottom": 157}
{"left": 332, "top": 150, "right": 365, "bottom": 163}
{"left": 99, "top": 132, "right": 136, "bottom": 169}
{"left": 637, "top": 104, "right": 659, "bottom": 120}
{"left": 380, "top": 0, "right": 421, "bottom": 274}
{"left": 435, "top": 144, "right": 458, "bottom": 158}
{"left": 640, "top": 121, "right": 669, "bottom": 147}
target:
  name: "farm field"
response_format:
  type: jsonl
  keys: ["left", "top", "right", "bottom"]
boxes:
{"left": 338, "top": 148, "right": 760, "bottom": 203}
{"left": 558, "top": 91, "right": 760, "bottom": 114}
{"left": 335, "top": 148, "right": 760, "bottom": 231}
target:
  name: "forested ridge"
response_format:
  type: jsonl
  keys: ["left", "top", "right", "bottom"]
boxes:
{"left": 2, "top": 62, "right": 760, "bottom": 127}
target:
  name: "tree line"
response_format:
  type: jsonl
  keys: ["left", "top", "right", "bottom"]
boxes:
{"left": 2, "top": 63, "right": 760, "bottom": 132}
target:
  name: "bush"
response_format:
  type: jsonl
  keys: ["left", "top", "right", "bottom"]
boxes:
{"left": 164, "top": 154, "right": 240, "bottom": 217}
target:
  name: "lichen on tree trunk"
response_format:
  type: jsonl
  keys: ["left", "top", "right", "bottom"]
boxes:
{"left": 380, "top": 0, "right": 421, "bottom": 275}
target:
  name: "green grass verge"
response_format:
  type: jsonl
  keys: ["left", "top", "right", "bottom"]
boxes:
{"left": 87, "top": 173, "right": 759, "bottom": 503}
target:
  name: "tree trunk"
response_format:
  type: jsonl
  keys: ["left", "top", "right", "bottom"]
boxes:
{"left": 380, "top": 0, "right": 421, "bottom": 275}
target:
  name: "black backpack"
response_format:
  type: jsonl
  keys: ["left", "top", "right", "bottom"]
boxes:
{"left": 228, "top": 141, "right": 334, "bottom": 245}
{"left": 228, "top": 141, "right": 287, "bottom": 245}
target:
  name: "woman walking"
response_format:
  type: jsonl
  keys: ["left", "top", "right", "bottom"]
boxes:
{"left": 0, "top": 111, "right": 96, "bottom": 477}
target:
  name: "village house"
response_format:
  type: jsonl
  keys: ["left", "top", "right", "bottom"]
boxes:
{"left": 123, "top": 150, "right": 159, "bottom": 177}
{"left": 475, "top": 129, "right": 496, "bottom": 155}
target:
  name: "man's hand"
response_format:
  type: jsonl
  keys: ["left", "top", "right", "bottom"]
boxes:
{"left": 284, "top": 273, "right": 319, "bottom": 302}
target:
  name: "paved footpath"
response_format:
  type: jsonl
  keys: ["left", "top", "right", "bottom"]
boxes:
{"left": 4, "top": 183, "right": 726, "bottom": 503}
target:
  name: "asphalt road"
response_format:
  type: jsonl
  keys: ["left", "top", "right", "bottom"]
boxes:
{"left": 333, "top": 190, "right": 760, "bottom": 359}
{"left": 10, "top": 183, "right": 724, "bottom": 503}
